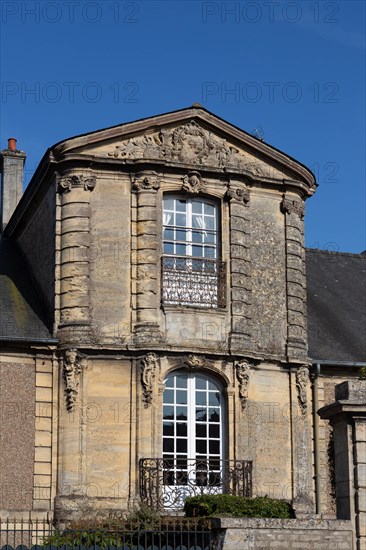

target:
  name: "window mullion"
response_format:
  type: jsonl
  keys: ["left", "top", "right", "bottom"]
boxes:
{"left": 187, "top": 200, "right": 192, "bottom": 257}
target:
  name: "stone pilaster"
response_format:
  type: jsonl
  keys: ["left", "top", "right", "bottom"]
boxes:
{"left": 290, "top": 366, "right": 315, "bottom": 516}
{"left": 58, "top": 174, "right": 96, "bottom": 344}
{"left": 281, "top": 196, "right": 307, "bottom": 362}
{"left": 227, "top": 184, "right": 252, "bottom": 354}
{"left": 132, "top": 172, "right": 163, "bottom": 346}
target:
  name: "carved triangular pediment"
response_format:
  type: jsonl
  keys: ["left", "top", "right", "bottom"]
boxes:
{"left": 89, "top": 119, "right": 284, "bottom": 177}
{"left": 53, "top": 107, "right": 316, "bottom": 190}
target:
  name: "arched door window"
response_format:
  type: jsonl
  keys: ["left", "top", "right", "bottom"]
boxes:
{"left": 162, "top": 195, "right": 226, "bottom": 308}
{"left": 162, "top": 370, "right": 224, "bottom": 507}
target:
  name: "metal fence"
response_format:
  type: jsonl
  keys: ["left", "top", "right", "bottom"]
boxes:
{"left": 140, "top": 458, "right": 253, "bottom": 510}
{"left": 0, "top": 518, "right": 212, "bottom": 550}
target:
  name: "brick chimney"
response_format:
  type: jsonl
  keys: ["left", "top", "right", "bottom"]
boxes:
{"left": 0, "top": 138, "right": 26, "bottom": 232}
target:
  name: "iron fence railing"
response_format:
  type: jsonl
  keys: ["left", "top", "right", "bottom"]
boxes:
{"left": 161, "top": 256, "right": 226, "bottom": 308}
{"left": 140, "top": 458, "right": 253, "bottom": 510}
{"left": 0, "top": 517, "right": 211, "bottom": 550}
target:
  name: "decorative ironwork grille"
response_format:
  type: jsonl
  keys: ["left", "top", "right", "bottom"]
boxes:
{"left": 161, "top": 256, "right": 226, "bottom": 308}
{"left": 139, "top": 458, "right": 253, "bottom": 510}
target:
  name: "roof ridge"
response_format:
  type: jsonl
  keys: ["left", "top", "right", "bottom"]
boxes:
{"left": 306, "top": 247, "right": 365, "bottom": 258}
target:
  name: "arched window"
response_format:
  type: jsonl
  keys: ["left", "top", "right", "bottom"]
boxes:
{"left": 162, "top": 370, "right": 225, "bottom": 507}
{"left": 162, "top": 195, "right": 226, "bottom": 308}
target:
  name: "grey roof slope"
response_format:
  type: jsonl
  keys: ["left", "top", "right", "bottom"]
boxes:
{"left": 0, "top": 238, "right": 54, "bottom": 342}
{"left": 306, "top": 248, "right": 366, "bottom": 363}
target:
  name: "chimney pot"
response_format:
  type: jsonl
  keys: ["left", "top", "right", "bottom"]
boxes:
{"left": 8, "top": 138, "right": 17, "bottom": 151}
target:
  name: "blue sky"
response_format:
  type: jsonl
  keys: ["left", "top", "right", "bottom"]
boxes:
{"left": 1, "top": 0, "right": 365, "bottom": 252}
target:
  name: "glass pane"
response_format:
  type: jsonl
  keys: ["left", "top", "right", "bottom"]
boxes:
{"left": 192, "top": 245, "right": 203, "bottom": 257}
{"left": 209, "top": 392, "right": 220, "bottom": 406}
{"left": 192, "top": 201, "right": 202, "bottom": 214}
{"left": 176, "top": 199, "right": 187, "bottom": 212}
{"left": 196, "top": 424, "right": 206, "bottom": 438}
{"left": 163, "top": 406, "right": 174, "bottom": 420}
{"left": 196, "top": 376, "right": 207, "bottom": 390}
{"left": 204, "top": 247, "right": 216, "bottom": 258}
{"left": 176, "top": 390, "right": 187, "bottom": 404}
{"left": 192, "top": 215, "right": 204, "bottom": 229}
{"left": 163, "top": 228, "right": 174, "bottom": 240}
{"left": 176, "top": 423, "right": 187, "bottom": 437}
{"left": 204, "top": 203, "right": 215, "bottom": 215}
{"left": 164, "top": 242, "right": 174, "bottom": 255}
{"left": 163, "top": 422, "right": 174, "bottom": 436}
{"left": 209, "top": 409, "right": 220, "bottom": 422}
{"left": 176, "top": 213, "right": 186, "bottom": 227}
{"left": 176, "top": 406, "right": 187, "bottom": 421}
{"left": 196, "top": 391, "right": 207, "bottom": 406}
{"left": 192, "top": 231, "right": 203, "bottom": 243}
{"left": 163, "top": 390, "right": 174, "bottom": 404}
{"left": 176, "top": 374, "right": 188, "bottom": 388}
{"left": 204, "top": 232, "right": 215, "bottom": 244}
{"left": 163, "top": 438, "right": 174, "bottom": 453}
{"left": 165, "top": 377, "right": 174, "bottom": 388}
{"left": 176, "top": 229, "right": 187, "bottom": 242}
{"left": 177, "top": 439, "right": 187, "bottom": 453}
{"left": 205, "top": 216, "right": 215, "bottom": 230}
{"left": 209, "top": 424, "right": 220, "bottom": 438}
{"left": 196, "top": 408, "right": 207, "bottom": 422}
{"left": 176, "top": 243, "right": 186, "bottom": 256}
{"left": 209, "top": 441, "right": 220, "bottom": 455}
{"left": 196, "top": 440, "right": 207, "bottom": 454}
{"left": 208, "top": 380, "right": 219, "bottom": 391}
{"left": 163, "top": 198, "right": 174, "bottom": 210}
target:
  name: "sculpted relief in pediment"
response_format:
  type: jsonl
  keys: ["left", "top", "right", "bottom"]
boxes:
{"left": 87, "top": 120, "right": 285, "bottom": 179}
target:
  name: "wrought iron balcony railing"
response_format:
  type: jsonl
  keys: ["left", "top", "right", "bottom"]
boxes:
{"left": 139, "top": 458, "right": 253, "bottom": 510}
{"left": 161, "top": 255, "right": 226, "bottom": 308}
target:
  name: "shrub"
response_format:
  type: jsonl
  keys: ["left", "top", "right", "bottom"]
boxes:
{"left": 183, "top": 494, "right": 295, "bottom": 518}
{"left": 359, "top": 367, "right": 366, "bottom": 380}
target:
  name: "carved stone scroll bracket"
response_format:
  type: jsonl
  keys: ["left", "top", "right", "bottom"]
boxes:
{"left": 296, "top": 365, "right": 309, "bottom": 415}
{"left": 281, "top": 197, "right": 305, "bottom": 219}
{"left": 58, "top": 175, "right": 96, "bottom": 193}
{"left": 61, "top": 348, "right": 85, "bottom": 413}
{"left": 141, "top": 352, "right": 159, "bottom": 408}
{"left": 131, "top": 172, "right": 161, "bottom": 192}
{"left": 184, "top": 354, "right": 206, "bottom": 369}
{"left": 182, "top": 171, "right": 204, "bottom": 194}
{"left": 226, "top": 186, "right": 250, "bottom": 205}
{"left": 235, "top": 359, "right": 251, "bottom": 411}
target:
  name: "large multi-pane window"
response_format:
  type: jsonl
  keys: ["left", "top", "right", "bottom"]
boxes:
{"left": 162, "top": 195, "right": 226, "bottom": 307}
{"left": 162, "top": 371, "right": 224, "bottom": 506}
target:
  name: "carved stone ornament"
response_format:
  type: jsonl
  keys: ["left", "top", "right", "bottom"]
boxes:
{"left": 108, "top": 120, "right": 270, "bottom": 176}
{"left": 58, "top": 175, "right": 96, "bottom": 193}
{"left": 296, "top": 365, "right": 309, "bottom": 415}
{"left": 281, "top": 198, "right": 305, "bottom": 219}
{"left": 62, "top": 348, "right": 83, "bottom": 412}
{"left": 131, "top": 172, "right": 161, "bottom": 192}
{"left": 226, "top": 186, "right": 250, "bottom": 204}
{"left": 185, "top": 354, "right": 206, "bottom": 368}
{"left": 141, "top": 352, "right": 158, "bottom": 408}
{"left": 182, "top": 171, "right": 204, "bottom": 194}
{"left": 236, "top": 360, "right": 251, "bottom": 411}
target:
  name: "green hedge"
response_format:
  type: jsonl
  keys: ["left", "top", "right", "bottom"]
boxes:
{"left": 184, "top": 494, "right": 295, "bottom": 518}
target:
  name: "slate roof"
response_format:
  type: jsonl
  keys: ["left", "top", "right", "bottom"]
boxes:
{"left": 306, "top": 248, "right": 366, "bottom": 363}
{"left": 0, "top": 238, "right": 54, "bottom": 342}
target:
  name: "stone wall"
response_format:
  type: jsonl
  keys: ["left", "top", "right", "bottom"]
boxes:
{"left": 0, "top": 358, "right": 35, "bottom": 511}
{"left": 211, "top": 517, "right": 353, "bottom": 550}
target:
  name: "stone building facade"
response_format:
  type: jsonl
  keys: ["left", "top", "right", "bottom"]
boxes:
{"left": 0, "top": 107, "right": 365, "bottom": 545}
